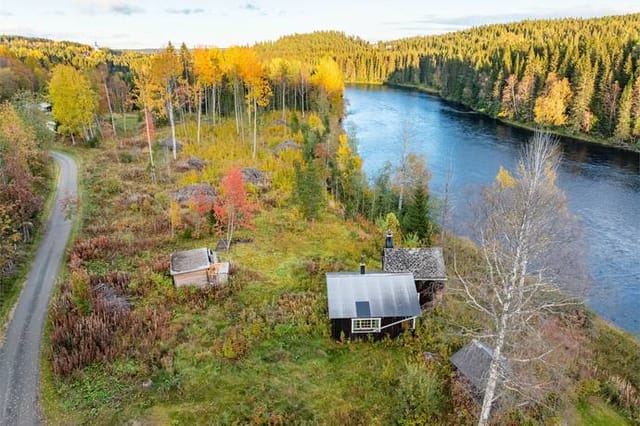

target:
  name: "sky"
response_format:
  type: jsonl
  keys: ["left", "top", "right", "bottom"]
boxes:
{"left": 1, "top": 0, "right": 640, "bottom": 49}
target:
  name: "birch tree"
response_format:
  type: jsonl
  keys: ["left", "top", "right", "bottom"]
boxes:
{"left": 454, "top": 132, "right": 585, "bottom": 426}
{"left": 130, "top": 55, "right": 158, "bottom": 182}
{"left": 151, "top": 44, "right": 181, "bottom": 159}
{"left": 48, "top": 65, "right": 97, "bottom": 144}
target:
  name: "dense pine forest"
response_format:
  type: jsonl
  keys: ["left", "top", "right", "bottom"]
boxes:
{"left": 257, "top": 14, "right": 640, "bottom": 148}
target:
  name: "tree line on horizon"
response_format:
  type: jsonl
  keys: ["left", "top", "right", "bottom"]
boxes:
{"left": 4, "top": 13, "right": 640, "bottom": 147}
{"left": 257, "top": 14, "right": 640, "bottom": 147}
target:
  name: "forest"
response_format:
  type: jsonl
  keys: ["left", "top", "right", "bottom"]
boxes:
{"left": 256, "top": 14, "right": 640, "bottom": 148}
{"left": 1, "top": 14, "right": 640, "bottom": 425}
{"left": 4, "top": 14, "right": 640, "bottom": 147}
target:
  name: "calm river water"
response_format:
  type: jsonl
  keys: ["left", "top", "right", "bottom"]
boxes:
{"left": 345, "top": 84, "right": 640, "bottom": 335}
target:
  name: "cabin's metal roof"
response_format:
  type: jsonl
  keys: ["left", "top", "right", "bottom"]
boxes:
{"left": 383, "top": 247, "right": 446, "bottom": 281}
{"left": 170, "top": 248, "right": 217, "bottom": 275}
{"left": 326, "top": 272, "right": 421, "bottom": 319}
{"left": 450, "top": 340, "right": 507, "bottom": 394}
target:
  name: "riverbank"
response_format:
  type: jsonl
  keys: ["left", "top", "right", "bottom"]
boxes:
{"left": 346, "top": 84, "right": 640, "bottom": 335}
{"left": 381, "top": 82, "right": 640, "bottom": 154}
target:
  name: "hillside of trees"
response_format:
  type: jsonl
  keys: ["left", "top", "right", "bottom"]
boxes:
{"left": 256, "top": 15, "right": 640, "bottom": 148}
{"left": 4, "top": 14, "right": 640, "bottom": 147}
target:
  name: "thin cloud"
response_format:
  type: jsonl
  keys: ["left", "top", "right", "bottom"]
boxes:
{"left": 111, "top": 4, "right": 144, "bottom": 15}
{"left": 75, "top": 0, "right": 144, "bottom": 15}
{"left": 386, "top": 5, "right": 640, "bottom": 33}
{"left": 241, "top": 3, "right": 260, "bottom": 11}
{"left": 0, "top": 10, "right": 13, "bottom": 16}
{"left": 166, "top": 8, "right": 205, "bottom": 15}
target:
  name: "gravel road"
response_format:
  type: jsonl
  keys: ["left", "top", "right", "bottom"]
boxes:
{"left": 0, "top": 152, "right": 77, "bottom": 426}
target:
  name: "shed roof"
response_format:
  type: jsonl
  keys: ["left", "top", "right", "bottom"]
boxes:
{"left": 450, "top": 340, "right": 504, "bottom": 394}
{"left": 383, "top": 247, "right": 446, "bottom": 281}
{"left": 326, "top": 272, "right": 421, "bottom": 319}
{"left": 170, "top": 248, "right": 217, "bottom": 275}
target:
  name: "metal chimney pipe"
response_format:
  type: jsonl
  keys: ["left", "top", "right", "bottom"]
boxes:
{"left": 385, "top": 230, "right": 394, "bottom": 249}
{"left": 360, "top": 254, "right": 366, "bottom": 274}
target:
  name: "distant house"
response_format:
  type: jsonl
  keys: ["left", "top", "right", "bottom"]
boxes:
{"left": 450, "top": 340, "right": 507, "bottom": 398}
{"left": 39, "top": 102, "right": 52, "bottom": 112}
{"left": 326, "top": 268, "right": 421, "bottom": 340}
{"left": 169, "top": 248, "right": 229, "bottom": 287}
{"left": 382, "top": 232, "right": 446, "bottom": 305}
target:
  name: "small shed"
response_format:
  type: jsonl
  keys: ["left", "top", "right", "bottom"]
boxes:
{"left": 326, "top": 272, "right": 421, "bottom": 340}
{"left": 382, "top": 233, "right": 446, "bottom": 305}
{"left": 450, "top": 340, "right": 506, "bottom": 398}
{"left": 169, "top": 248, "right": 229, "bottom": 287}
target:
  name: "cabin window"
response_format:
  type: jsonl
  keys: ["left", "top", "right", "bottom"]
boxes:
{"left": 352, "top": 318, "right": 381, "bottom": 333}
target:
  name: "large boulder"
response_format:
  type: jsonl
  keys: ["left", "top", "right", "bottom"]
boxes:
{"left": 273, "top": 140, "right": 300, "bottom": 156}
{"left": 157, "top": 138, "right": 183, "bottom": 152}
{"left": 172, "top": 183, "right": 216, "bottom": 207}
{"left": 121, "top": 192, "right": 153, "bottom": 208}
{"left": 241, "top": 168, "right": 270, "bottom": 191}
{"left": 174, "top": 157, "right": 205, "bottom": 173}
{"left": 267, "top": 118, "right": 287, "bottom": 127}
{"left": 187, "top": 156, "right": 205, "bottom": 171}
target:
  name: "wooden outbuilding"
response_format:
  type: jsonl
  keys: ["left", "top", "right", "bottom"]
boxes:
{"left": 382, "top": 232, "right": 446, "bottom": 306}
{"left": 326, "top": 271, "right": 421, "bottom": 340}
{"left": 169, "top": 248, "right": 229, "bottom": 287}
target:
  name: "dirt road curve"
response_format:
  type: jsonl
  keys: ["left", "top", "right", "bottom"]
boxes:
{"left": 0, "top": 152, "right": 77, "bottom": 426}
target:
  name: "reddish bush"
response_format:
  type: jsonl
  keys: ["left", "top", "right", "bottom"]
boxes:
{"left": 49, "top": 271, "right": 175, "bottom": 377}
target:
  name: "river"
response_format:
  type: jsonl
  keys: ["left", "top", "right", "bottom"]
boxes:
{"left": 345, "top": 84, "right": 640, "bottom": 335}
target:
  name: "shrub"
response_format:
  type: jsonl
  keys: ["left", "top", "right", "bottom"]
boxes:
{"left": 393, "top": 363, "right": 446, "bottom": 424}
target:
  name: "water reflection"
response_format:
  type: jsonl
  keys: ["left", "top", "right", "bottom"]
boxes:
{"left": 346, "top": 84, "right": 640, "bottom": 335}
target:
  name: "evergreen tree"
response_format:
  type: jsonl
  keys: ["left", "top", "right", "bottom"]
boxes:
{"left": 294, "top": 161, "right": 325, "bottom": 220}
{"left": 614, "top": 81, "right": 633, "bottom": 141}
{"left": 631, "top": 74, "right": 640, "bottom": 138}
{"left": 401, "top": 179, "right": 433, "bottom": 245}
{"left": 569, "top": 57, "right": 597, "bottom": 132}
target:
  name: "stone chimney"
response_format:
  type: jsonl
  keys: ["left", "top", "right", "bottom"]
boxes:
{"left": 360, "top": 254, "right": 366, "bottom": 275}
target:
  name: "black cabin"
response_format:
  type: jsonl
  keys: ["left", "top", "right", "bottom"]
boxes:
{"left": 326, "top": 271, "right": 421, "bottom": 340}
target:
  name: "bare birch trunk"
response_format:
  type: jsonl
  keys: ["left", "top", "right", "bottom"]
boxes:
{"left": 121, "top": 104, "right": 126, "bottom": 134}
{"left": 197, "top": 89, "right": 201, "bottom": 145}
{"left": 143, "top": 107, "right": 156, "bottom": 183}
{"left": 282, "top": 79, "right": 286, "bottom": 129}
{"left": 167, "top": 96, "right": 177, "bottom": 160}
{"left": 103, "top": 77, "right": 116, "bottom": 136}
{"left": 253, "top": 96, "right": 258, "bottom": 159}
{"left": 212, "top": 85, "right": 216, "bottom": 126}
{"left": 233, "top": 79, "right": 240, "bottom": 135}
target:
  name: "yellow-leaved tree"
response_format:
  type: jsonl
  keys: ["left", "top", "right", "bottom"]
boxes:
{"left": 192, "top": 47, "right": 224, "bottom": 143}
{"left": 236, "top": 48, "right": 270, "bottom": 159}
{"left": 533, "top": 72, "right": 572, "bottom": 126}
{"left": 311, "top": 57, "right": 344, "bottom": 112}
{"left": 150, "top": 44, "right": 181, "bottom": 159}
{"left": 48, "top": 65, "right": 97, "bottom": 144}
{"left": 129, "top": 54, "right": 159, "bottom": 180}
